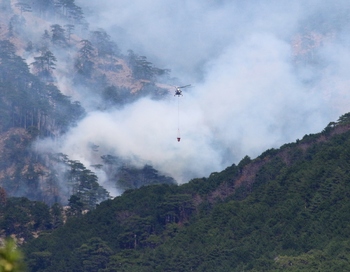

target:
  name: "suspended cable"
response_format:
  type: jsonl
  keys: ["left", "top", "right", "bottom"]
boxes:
{"left": 177, "top": 95, "right": 181, "bottom": 142}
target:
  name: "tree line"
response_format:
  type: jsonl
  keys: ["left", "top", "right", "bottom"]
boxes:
{"left": 19, "top": 114, "right": 350, "bottom": 271}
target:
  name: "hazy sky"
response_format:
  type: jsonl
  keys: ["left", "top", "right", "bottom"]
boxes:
{"left": 46, "top": 1, "right": 350, "bottom": 189}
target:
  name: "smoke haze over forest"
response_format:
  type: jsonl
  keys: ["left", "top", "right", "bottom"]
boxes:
{"left": 49, "top": 0, "right": 350, "bottom": 187}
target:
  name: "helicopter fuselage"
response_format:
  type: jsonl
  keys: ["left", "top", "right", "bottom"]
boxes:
{"left": 174, "top": 89, "right": 183, "bottom": 96}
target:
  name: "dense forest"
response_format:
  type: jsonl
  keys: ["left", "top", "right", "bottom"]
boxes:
{"left": 1, "top": 0, "right": 350, "bottom": 271}
{"left": 8, "top": 112, "right": 350, "bottom": 271}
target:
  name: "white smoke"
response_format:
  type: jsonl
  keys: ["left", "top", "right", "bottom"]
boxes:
{"left": 37, "top": 1, "right": 350, "bottom": 189}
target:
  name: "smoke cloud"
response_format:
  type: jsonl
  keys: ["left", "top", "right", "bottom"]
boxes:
{"left": 41, "top": 1, "right": 350, "bottom": 188}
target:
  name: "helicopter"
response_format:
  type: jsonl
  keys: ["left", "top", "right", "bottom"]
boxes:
{"left": 174, "top": 84, "right": 191, "bottom": 96}
{"left": 173, "top": 84, "right": 191, "bottom": 142}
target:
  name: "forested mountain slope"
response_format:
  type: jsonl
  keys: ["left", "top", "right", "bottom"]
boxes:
{"left": 2, "top": 1, "right": 350, "bottom": 271}
{"left": 0, "top": 0, "right": 174, "bottom": 206}
{"left": 20, "top": 113, "right": 350, "bottom": 271}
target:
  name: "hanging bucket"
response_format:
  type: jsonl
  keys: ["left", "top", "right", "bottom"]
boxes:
{"left": 177, "top": 128, "right": 181, "bottom": 142}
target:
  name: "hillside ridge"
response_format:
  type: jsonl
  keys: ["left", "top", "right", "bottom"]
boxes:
{"left": 205, "top": 116, "right": 350, "bottom": 203}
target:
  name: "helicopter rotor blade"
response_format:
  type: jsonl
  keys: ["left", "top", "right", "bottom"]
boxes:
{"left": 178, "top": 84, "right": 191, "bottom": 89}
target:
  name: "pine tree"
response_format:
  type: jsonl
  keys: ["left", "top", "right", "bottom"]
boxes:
{"left": 50, "top": 24, "right": 67, "bottom": 47}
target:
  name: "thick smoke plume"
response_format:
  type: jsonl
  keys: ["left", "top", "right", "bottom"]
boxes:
{"left": 42, "top": 1, "right": 350, "bottom": 188}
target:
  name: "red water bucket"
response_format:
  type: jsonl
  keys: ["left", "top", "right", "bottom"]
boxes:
{"left": 177, "top": 137, "right": 181, "bottom": 142}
